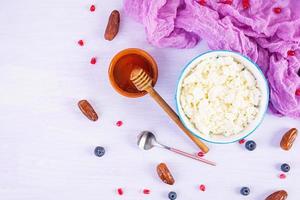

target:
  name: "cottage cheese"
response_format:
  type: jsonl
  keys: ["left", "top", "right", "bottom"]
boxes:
{"left": 180, "top": 56, "right": 262, "bottom": 137}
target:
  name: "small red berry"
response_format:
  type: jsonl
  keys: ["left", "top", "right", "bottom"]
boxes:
{"left": 116, "top": 120, "right": 123, "bottom": 127}
{"left": 239, "top": 139, "right": 246, "bottom": 144}
{"left": 143, "top": 189, "right": 150, "bottom": 194}
{"left": 198, "top": 0, "right": 206, "bottom": 6}
{"left": 90, "top": 57, "right": 97, "bottom": 65}
{"left": 242, "top": 0, "right": 250, "bottom": 9}
{"left": 273, "top": 7, "right": 282, "bottom": 14}
{"left": 117, "top": 188, "right": 123, "bottom": 195}
{"left": 287, "top": 50, "right": 296, "bottom": 56}
{"left": 279, "top": 173, "right": 286, "bottom": 179}
{"left": 199, "top": 184, "right": 206, "bottom": 191}
{"left": 90, "top": 5, "right": 96, "bottom": 12}
{"left": 197, "top": 152, "right": 205, "bottom": 157}
{"left": 223, "top": 0, "right": 233, "bottom": 5}
{"left": 296, "top": 89, "right": 300, "bottom": 96}
{"left": 78, "top": 40, "right": 84, "bottom": 46}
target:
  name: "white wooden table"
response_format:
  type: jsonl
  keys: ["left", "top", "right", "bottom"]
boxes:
{"left": 0, "top": 0, "right": 299, "bottom": 199}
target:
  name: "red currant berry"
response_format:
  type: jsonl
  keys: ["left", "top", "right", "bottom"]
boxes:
{"left": 143, "top": 189, "right": 150, "bottom": 194}
{"left": 197, "top": 152, "right": 205, "bottom": 157}
{"left": 199, "top": 184, "right": 206, "bottom": 191}
{"left": 239, "top": 139, "right": 246, "bottom": 144}
{"left": 295, "top": 89, "right": 300, "bottom": 96}
{"left": 90, "top": 57, "right": 97, "bottom": 65}
{"left": 242, "top": 0, "right": 250, "bottom": 9}
{"left": 279, "top": 174, "right": 286, "bottom": 179}
{"left": 287, "top": 50, "right": 296, "bottom": 56}
{"left": 116, "top": 120, "right": 123, "bottom": 127}
{"left": 78, "top": 40, "right": 84, "bottom": 46}
{"left": 198, "top": 0, "right": 206, "bottom": 6}
{"left": 223, "top": 0, "right": 233, "bottom": 5}
{"left": 273, "top": 7, "right": 282, "bottom": 14}
{"left": 90, "top": 5, "right": 96, "bottom": 12}
{"left": 117, "top": 188, "right": 123, "bottom": 195}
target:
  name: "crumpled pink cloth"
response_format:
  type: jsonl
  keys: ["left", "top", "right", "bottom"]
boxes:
{"left": 124, "top": 0, "right": 300, "bottom": 118}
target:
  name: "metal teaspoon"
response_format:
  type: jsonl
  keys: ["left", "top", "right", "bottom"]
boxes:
{"left": 137, "top": 131, "right": 216, "bottom": 166}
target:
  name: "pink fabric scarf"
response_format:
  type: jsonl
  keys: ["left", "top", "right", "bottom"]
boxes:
{"left": 124, "top": 0, "right": 300, "bottom": 118}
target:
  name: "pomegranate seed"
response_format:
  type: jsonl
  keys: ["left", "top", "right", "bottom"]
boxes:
{"left": 223, "top": 0, "right": 233, "bottom": 5}
{"left": 143, "top": 189, "right": 150, "bottom": 194}
{"left": 273, "top": 7, "right": 282, "bottom": 14}
{"left": 197, "top": 152, "right": 205, "bottom": 157}
{"left": 239, "top": 139, "right": 246, "bottom": 144}
{"left": 242, "top": 0, "right": 250, "bottom": 9}
{"left": 90, "top": 57, "right": 97, "bottom": 65}
{"left": 199, "top": 184, "right": 206, "bottom": 191}
{"left": 296, "top": 89, "right": 300, "bottom": 96}
{"left": 90, "top": 5, "right": 96, "bottom": 12}
{"left": 116, "top": 120, "right": 123, "bottom": 127}
{"left": 287, "top": 50, "right": 296, "bottom": 56}
{"left": 198, "top": 0, "right": 206, "bottom": 6}
{"left": 78, "top": 40, "right": 84, "bottom": 46}
{"left": 117, "top": 188, "right": 123, "bottom": 195}
{"left": 279, "top": 173, "right": 286, "bottom": 179}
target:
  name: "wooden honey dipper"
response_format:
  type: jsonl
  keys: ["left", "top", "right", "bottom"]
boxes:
{"left": 130, "top": 68, "right": 209, "bottom": 153}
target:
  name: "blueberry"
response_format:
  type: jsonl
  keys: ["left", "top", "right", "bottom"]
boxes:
{"left": 281, "top": 163, "right": 290, "bottom": 172}
{"left": 245, "top": 140, "right": 256, "bottom": 151}
{"left": 168, "top": 191, "right": 177, "bottom": 200}
{"left": 240, "top": 187, "right": 250, "bottom": 196}
{"left": 94, "top": 146, "right": 105, "bottom": 157}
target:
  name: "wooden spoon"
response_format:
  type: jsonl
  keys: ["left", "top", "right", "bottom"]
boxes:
{"left": 130, "top": 68, "right": 209, "bottom": 153}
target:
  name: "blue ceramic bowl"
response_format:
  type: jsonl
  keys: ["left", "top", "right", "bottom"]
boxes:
{"left": 175, "top": 50, "right": 269, "bottom": 144}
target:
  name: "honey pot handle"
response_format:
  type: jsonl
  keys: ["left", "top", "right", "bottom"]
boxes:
{"left": 146, "top": 87, "right": 209, "bottom": 153}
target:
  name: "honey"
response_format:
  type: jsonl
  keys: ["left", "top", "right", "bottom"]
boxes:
{"left": 109, "top": 48, "right": 158, "bottom": 98}
{"left": 113, "top": 54, "right": 154, "bottom": 93}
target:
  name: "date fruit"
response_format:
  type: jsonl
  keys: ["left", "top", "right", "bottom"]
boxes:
{"left": 104, "top": 10, "right": 120, "bottom": 41}
{"left": 78, "top": 100, "right": 98, "bottom": 121}
{"left": 280, "top": 128, "right": 298, "bottom": 151}
{"left": 156, "top": 163, "right": 175, "bottom": 185}
{"left": 265, "top": 190, "right": 288, "bottom": 200}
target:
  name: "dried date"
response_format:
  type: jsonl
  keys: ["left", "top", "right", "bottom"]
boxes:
{"left": 280, "top": 128, "right": 298, "bottom": 151}
{"left": 78, "top": 100, "right": 98, "bottom": 121}
{"left": 156, "top": 163, "right": 175, "bottom": 185}
{"left": 104, "top": 10, "right": 120, "bottom": 41}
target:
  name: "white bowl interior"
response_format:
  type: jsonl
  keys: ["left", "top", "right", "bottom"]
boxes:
{"left": 176, "top": 51, "right": 269, "bottom": 144}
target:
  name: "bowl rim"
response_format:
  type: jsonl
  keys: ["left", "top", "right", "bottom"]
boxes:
{"left": 175, "top": 50, "right": 270, "bottom": 144}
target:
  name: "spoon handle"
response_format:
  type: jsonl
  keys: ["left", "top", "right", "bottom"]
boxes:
{"left": 145, "top": 87, "right": 209, "bottom": 153}
{"left": 167, "top": 147, "right": 216, "bottom": 166}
